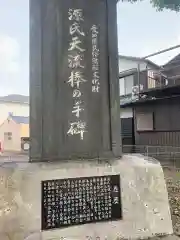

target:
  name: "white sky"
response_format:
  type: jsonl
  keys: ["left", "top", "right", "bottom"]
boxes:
{"left": 0, "top": 0, "right": 180, "bottom": 96}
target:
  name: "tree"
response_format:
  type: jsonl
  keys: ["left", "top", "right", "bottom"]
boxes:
{"left": 118, "top": 0, "right": 180, "bottom": 12}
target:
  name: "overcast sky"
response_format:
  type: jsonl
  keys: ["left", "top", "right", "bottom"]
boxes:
{"left": 0, "top": 0, "right": 180, "bottom": 96}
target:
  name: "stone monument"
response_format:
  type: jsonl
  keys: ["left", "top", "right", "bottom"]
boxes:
{"left": 30, "top": 0, "right": 121, "bottom": 162}
{"left": 0, "top": 0, "right": 173, "bottom": 239}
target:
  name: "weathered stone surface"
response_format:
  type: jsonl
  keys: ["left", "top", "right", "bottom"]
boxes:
{"left": 0, "top": 155, "right": 173, "bottom": 240}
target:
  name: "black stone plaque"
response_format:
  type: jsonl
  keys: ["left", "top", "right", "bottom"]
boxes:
{"left": 41, "top": 174, "right": 122, "bottom": 230}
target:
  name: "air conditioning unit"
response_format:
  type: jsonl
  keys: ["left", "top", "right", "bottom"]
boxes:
{"left": 132, "top": 86, "right": 138, "bottom": 95}
{"left": 132, "top": 85, "right": 143, "bottom": 95}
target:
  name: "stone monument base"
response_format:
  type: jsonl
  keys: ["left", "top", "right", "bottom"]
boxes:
{"left": 0, "top": 154, "right": 173, "bottom": 240}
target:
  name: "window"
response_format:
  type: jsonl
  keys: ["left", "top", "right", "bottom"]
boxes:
{"left": 147, "top": 70, "right": 156, "bottom": 89}
{"left": 119, "top": 75, "right": 134, "bottom": 96}
{"left": 4, "top": 132, "right": 12, "bottom": 141}
{"left": 119, "top": 77, "right": 125, "bottom": 96}
{"left": 136, "top": 112, "right": 154, "bottom": 131}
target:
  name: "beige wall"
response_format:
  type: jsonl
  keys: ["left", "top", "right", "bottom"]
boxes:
{"left": 20, "top": 124, "right": 29, "bottom": 138}
{"left": 0, "top": 102, "right": 29, "bottom": 125}
{"left": 0, "top": 119, "right": 21, "bottom": 151}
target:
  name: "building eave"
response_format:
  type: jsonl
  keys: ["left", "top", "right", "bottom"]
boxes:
{"left": 120, "top": 94, "right": 180, "bottom": 108}
{"left": 0, "top": 100, "right": 29, "bottom": 105}
{"left": 119, "top": 68, "right": 137, "bottom": 78}
{"left": 119, "top": 55, "right": 160, "bottom": 69}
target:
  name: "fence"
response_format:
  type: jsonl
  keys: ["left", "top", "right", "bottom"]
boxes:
{"left": 1, "top": 145, "right": 180, "bottom": 167}
{"left": 122, "top": 145, "right": 180, "bottom": 168}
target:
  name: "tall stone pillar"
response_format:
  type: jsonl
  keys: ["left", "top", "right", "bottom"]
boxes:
{"left": 30, "top": 0, "right": 121, "bottom": 161}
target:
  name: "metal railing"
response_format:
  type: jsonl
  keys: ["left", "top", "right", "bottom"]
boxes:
{"left": 122, "top": 144, "right": 180, "bottom": 168}
{"left": 137, "top": 71, "right": 180, "bottom": 96}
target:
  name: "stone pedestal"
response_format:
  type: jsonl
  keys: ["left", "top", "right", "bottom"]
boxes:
{"left": 0, "top": 155, "right": 173, "bottom": 240}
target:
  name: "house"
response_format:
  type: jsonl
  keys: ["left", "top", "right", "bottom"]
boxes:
{"left": 0, "top": 94, "right": 29, "bottom": 125}
{"left": 119, "top": 55, "right": 161, "bottom": 104}
{"left": 161, "top": 53, "right": 180, "bottom": 87}
{"left": 120, "top": 53, "right": 180, "bottom": 159}
{"left": 0, "top": 113, "right": 29, "bottom": 152}
{"left": 119, "top": 55, "right": 160, "bottom": 145}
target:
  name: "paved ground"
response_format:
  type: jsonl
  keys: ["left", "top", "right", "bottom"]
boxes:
{"left": 0, "top": 155, "right": 28, "bottom": 163}
{"left": 0, "top": 152, "right": 28, "bottom": 163}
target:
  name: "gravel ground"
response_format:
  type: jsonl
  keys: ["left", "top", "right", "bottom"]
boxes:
{"left": 163, "top": 167, "right": 180, "bottom": 237}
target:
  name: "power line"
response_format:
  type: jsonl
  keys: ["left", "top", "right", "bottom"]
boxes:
{"left": 142, "top": 44, "right": 180, "bottom": 59}
{"left": 119, "top": 45, "right": 180, "bottom": 84}
{"left": 119, "top": 54, "right": 180, "bottom": 76}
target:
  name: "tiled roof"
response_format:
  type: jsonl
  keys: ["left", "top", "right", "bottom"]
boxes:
{"left": 0, "top": 94, "right": 29, "bottom": 104}
{"left": 163, "top": 53, "right": 180, "bottom": 67}
{"left": 11, "top": 115, "right": 29, "bottom": 124}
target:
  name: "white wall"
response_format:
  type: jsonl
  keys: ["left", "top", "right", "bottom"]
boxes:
{"left": 0, "top": 102, "right": 29, "bottom": 125}
{"left": 119, "top": 75, "right": 134, "bottom": 96}
{"left": 120, "top": 108, "right": 133, "bottom": 118}
{"left": 119, "top": 58, "right": 148, "bottom": 73}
